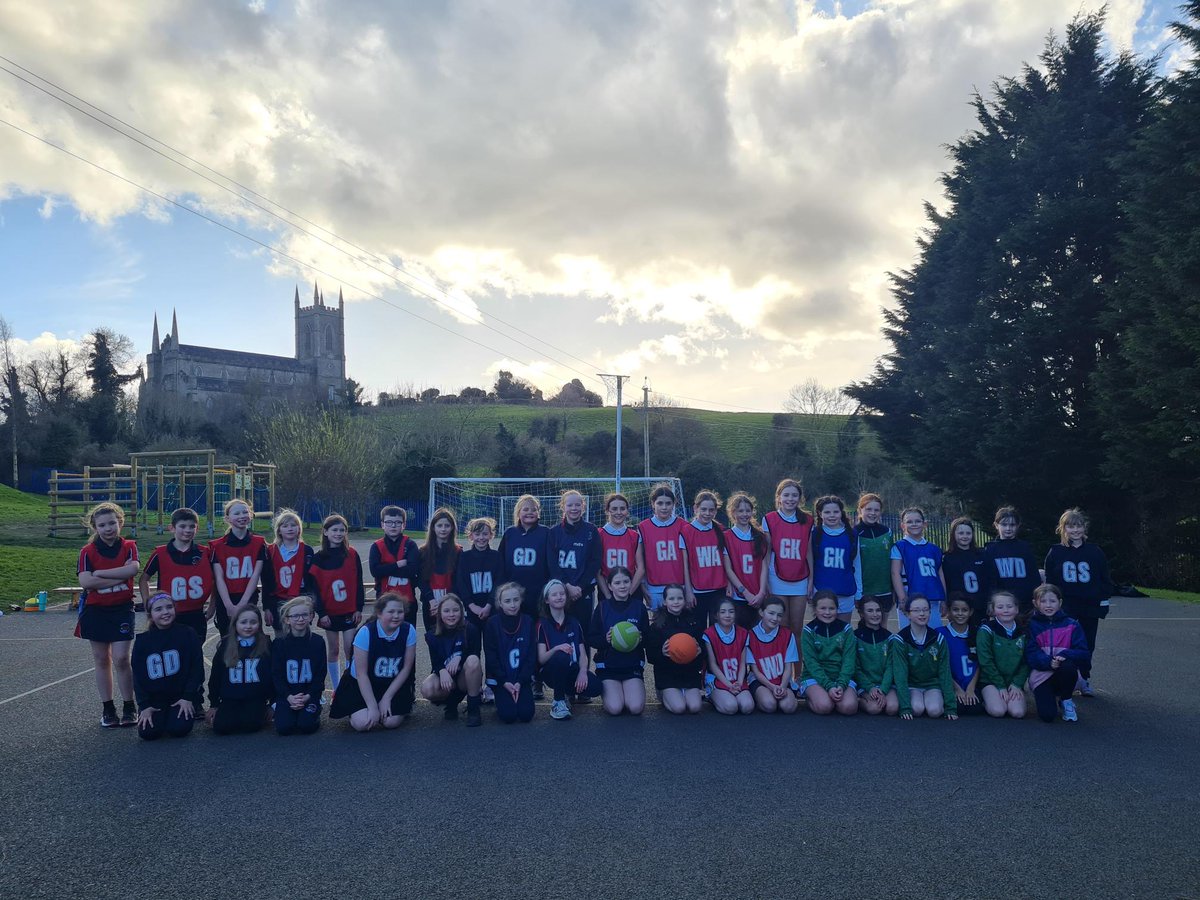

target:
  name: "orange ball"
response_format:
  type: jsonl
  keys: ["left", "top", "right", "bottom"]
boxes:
{"left": 665, "top": 632, "right": 700, "bottom": 664}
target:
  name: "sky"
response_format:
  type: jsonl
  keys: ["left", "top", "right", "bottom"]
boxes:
{"left": 0, "top": 0, "right": 1186, "bottom": 411}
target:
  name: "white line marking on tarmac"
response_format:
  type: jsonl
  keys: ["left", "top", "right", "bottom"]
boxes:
{"left": 0, "top": 667, "right": 94, "bottom": 705}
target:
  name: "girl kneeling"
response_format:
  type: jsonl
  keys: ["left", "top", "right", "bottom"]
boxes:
{"left": 747, "top": 597, "right": 799, "bottom": 714}
{"left": 329, "top": 593, "right": 416, "bottom": 731}
{"left": 133, "top": 593, "right": 204, "bottom": 741}
{"left": 421, "top": 594, "right": 484, "bottom": 727}
{"left": 271, "top": 595, "right": 326, "bottom": 736}
{"left": 890, "top": 595, "right": 957, "bottom": 721}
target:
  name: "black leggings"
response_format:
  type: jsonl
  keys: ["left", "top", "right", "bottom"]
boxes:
{"left": 274, "top": 702, "right": 321, "bottom": 736}
{"left": 1077, "top": 617, "right": 1099, "bottom": 679}
{"left": 540, "top": 653, "right": 601, "bottom": 702}
{"left": 494, "top": 682, "right": 535, "bottom": 723}
{"left": 1033, "top": 664, "right": 1079, "bottom": 722}
{"left": 212, "top": 698, "right": 268, "bottom": 734}
{"left": 138, "top": 704, "right": 196, "bottom": 741}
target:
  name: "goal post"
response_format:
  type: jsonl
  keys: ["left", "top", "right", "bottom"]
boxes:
{"left": 428, "top": 477, "right": 686, "bottom": 533}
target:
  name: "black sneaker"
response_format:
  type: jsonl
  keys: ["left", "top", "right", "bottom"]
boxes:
{"left": 444, "top": 703, "right": 459, "bottom": 721}
{"left": 532, "top": 681, "right": 545, "bottom": 702}
{"left": 120, "top": 702, "right": 138, "bottom": 727}
{"left": 101, "top": 705, "right": 120, "bottom": 729}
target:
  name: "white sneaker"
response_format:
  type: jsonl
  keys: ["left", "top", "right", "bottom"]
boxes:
{"left": 550, "top": 699, "right": 572, "bottom": 720}
{"left": 1061, "top": 699, "right": 1079, "bottom": 722}
{"left": 1078, "top": 678, "right": 1095, "bottom": 697}
{"left": 481, "top": 684, "right": 494, "bottom": 704}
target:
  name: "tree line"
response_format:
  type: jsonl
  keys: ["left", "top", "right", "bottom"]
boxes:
{"left": 847, "top": 8, "right": 1200, "bottom": 589}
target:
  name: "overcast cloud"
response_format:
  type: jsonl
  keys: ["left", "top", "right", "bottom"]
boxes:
{"left": 0, "top": 0, "right": 1172, "bottom": 407}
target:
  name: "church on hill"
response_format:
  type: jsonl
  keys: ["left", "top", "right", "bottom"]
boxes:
{"left": 140, "top": 283, "right": 348, "bottom": 408}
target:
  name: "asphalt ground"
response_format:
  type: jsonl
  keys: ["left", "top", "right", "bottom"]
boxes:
{"left": 0, "top": 595, "right": 1197, "bottom": 899}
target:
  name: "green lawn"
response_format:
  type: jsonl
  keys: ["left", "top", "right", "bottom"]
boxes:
{"left": 367, "top": 404, "right": 808, "bottom": 465}
{"left": 1137, "top": 586, "right": 1200, "bottom": 604}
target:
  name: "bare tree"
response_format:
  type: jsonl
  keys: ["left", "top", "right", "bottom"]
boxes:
{"left": 783, "top": 378, "right": 857, "bottom": 468}
{"left": 23, "top": 341, "right": 85, "bottom": 414}
{"left": 0, "top": 316, "right": 19, "bottom": 484}
{"left": 784, "top": 378, "right": 856, "bottom": 419}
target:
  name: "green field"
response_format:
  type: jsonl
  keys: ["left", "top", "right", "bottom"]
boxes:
{"left": 368, "top": 403, "right": 813, "bottom": 467}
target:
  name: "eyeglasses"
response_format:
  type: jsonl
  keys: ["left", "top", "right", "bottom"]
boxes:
{"left": 286, "top": 613, "right": 312, "bottom": 621}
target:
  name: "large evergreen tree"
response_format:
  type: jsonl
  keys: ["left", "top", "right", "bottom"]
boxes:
{"left": 83, "top": 328, "right": 139, "bottom": 445}
{"left": 848, "top": 13, "right": 1157, "bottom": 542}
{"left": 1095, "top": 1, "right": 1200, "bottom": 553}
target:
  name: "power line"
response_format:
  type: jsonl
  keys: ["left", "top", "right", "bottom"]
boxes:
{"left": 0, "top": 55, "right": 606, "bottom": 387}
{"left": 0, "top": 115, "right": 607, "bottom": 377}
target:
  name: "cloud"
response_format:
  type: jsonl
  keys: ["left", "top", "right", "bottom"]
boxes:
{"left": 0, "top": 0, "right": 1170, "bottom": 402}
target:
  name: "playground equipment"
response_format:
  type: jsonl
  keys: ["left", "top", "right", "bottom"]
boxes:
{"left": 49, "top": 449, "right": 275, "bottom": 537}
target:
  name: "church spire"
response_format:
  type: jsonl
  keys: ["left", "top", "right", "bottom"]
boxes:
{"left": 294, "top": 285, "right": 300, "bottom": 309}
{"left": 171, "top": 309, "right": 179, "bottom": 344}
{"left": 313, "top": 281, "right": 320, "bottom": 305}
{"left": 152, "top": 313, "right": 160, "bottom": 352}
{"left": 338, "top": 287, "right": 344, "bottom": 309}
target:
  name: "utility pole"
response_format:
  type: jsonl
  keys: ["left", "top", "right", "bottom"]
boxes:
{"left": 643, "top": 378, "right": 650, "bottom": 477}
{"left": 598, "top": 373, "right": 627, "bottom": 491}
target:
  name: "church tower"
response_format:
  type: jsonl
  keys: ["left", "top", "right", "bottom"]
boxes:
{"left": 295, "top": 282, "right": 347, "bottom": 399}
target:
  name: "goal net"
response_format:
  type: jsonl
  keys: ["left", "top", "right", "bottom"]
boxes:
{"left": 428, "top": 477, "right": 686, "bottom": 533}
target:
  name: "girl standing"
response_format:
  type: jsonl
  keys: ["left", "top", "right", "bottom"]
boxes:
{"left": 637, "top": 483, "right": 688, "bottom": 612}
{"left": 454, "top": 517, "right": 502, "bottom": 629}
{"left": 762, "top": 478, "right": 814, "bottom": 642}
{"left": 1044, "top": 508, "right": 1113, "bottom": 696}
{"left": 799, "top": 591, "right": 858, "bottom": 715}
{"left": 683, "top": 490, "right": 729, "bottom": 627}
{"left": 589, "top": 566, "right": 650, "bottom": 716}
{"left": 982, "top": 506, "right": 1042, "bottom": 613}
{"left": 499, "top": 495, "right": 551, "bottom": 617}
{"left": 809, "top": 496, "right": 862, "bottom": 623}
{"left": 420, "top": 594, "right": 484, "bottom": 727}
{"left": 264, "top": 508, "right": 313, "bottom": 636}
{"left": 76, "top": 502, "right": 141, "bottom": 728}
{"left": 854, "top": 494, "right": 894, "bottom": 617}
{"left": 138, "top": 507, "right": 213, "bottom": 645}
{"left": 977, "top": 591, "right": 1029, "bottom": 719}
{"left": 722, "top": 492, "right": 769, "bottom": 629}
{"left": 209, "top": 499, "right": 267, "bottom": 637}
{"left": 329, "top": 593, "right": 417, "bottom": 731}
{"left": 369, "top": 505, "right": 421, "bottom": 627}
{"left": 598, "top": 493, "right": 645, "bottom": 601}
{"left": 132, "top": 593, "right": 204, "bottom": 741}
{"left": 537, "top": 579, "right": 601, "bottom": 721}
{"left": 305, "top": 513, "right": 365, "bottom": 690}
{"left": 485, "top": 582, "right": 538, "bottom": 723}
{"left": 746, "top": 597, "right": 799, "bottom": 714}
{"left": 646, "top": 584, "right": 706, "bottom": 714}
{"left": 703, "top": 598, "right": 754, "bottom": 715}
{"left": 271, "top": 595, "right": 327, "bottom": 736}
{"left": 941, "top": 517, "right": 986, "bottom": 625}
{"left": 1025, "top": 584, "right": 1090, "bottom": 723}
{"left": 890, "top": 595, "right": 957, "bottom": 721}
{"left": 853, "top": 596, "right": 898, "bottom": 716}
{"left": 206, "top": 606, "right": 273, "bottom": 735}
{"left": 548, "top": 490, "right": 602, "bottom": 637}
{"left": 890, "top": 507, "right": 948, "bottom": 629}
{"left": 419, "top": 507, "right": 461, "bottom": 631}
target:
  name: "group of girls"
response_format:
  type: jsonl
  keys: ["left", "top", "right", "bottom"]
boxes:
{"left": 75, "top": 480, "right": 1109, "bottom": 735}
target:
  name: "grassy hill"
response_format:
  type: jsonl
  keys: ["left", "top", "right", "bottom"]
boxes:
{"left": 367, "top": 403, "right": 801, "bottom": 468}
